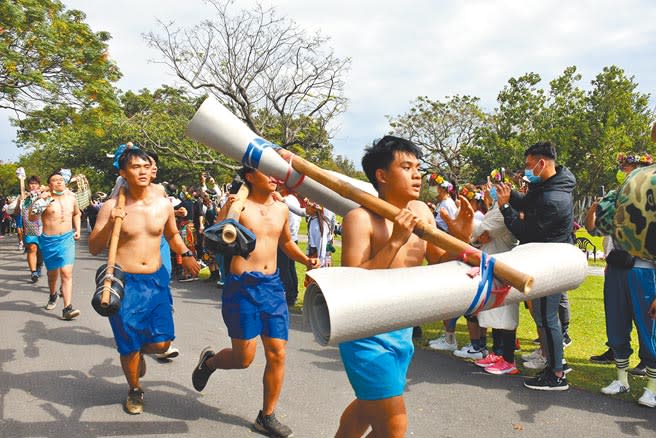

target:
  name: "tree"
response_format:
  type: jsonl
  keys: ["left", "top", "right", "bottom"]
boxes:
{"left": 388, "top": 95, "right": 486, "bottom": 183}
{"left": 0, "top": 0, "right": 121, "bottom": 116}
{"left": 145, "top": 0, "right": 350, "bottom": 155}
{"left": 0, "top": 162, "right": 20, "bottom": 195}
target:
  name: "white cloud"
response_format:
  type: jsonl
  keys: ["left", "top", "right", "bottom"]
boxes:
{"left": 2, "top": 0, "right": 654, "bottom": 167}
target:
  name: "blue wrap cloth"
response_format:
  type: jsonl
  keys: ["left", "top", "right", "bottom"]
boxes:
{"left": 39, "top": 230, "right": 75, "bottom": 270}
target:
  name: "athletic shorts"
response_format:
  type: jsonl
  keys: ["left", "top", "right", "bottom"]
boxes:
{"left": 24, "top": 235, "right": 39, "bottom": 246}
{"left": 339, "top": 327, "right": 414, "bottom": 400}
{"left": 222, "top": 270, "right": 288, "bottom": 341}
{"left": 108, "top": 265, "right": 174, "bottom": 355}
{"left": 39, "top": 230, "right": 75, "bottom": 270}
{"left": 15, "top": 214, "right": 22, "bottom": 228}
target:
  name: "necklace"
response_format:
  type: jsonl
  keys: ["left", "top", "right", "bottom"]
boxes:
{"left": 257, "top": 200, "right": 275, "bottom": 216}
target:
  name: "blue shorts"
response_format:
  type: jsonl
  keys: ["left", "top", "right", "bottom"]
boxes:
{"left": 15, "top": 214, "right": 23, "bottom": 228}
{"left": 160, "top": 236, "right": 172, "bottom": 279}
{"left": 339, "top": 328, "right": 414, "bottom": 400}
{"left": 222, "top": 271, "right": 288, "bottom": 341}
{"left": 108, "top": 265, "right": 174, "bottom": 355}
{"left": 39, "top": 230, "right": 75, "bottom": 271}
{"left": 24, "top": 235, "right": 39, "bottom": 246}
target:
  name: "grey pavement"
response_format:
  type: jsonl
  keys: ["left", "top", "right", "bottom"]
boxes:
{"left": 0, "top": 232, "right": 653, "bottom": 437}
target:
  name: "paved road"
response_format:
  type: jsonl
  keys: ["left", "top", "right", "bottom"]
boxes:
{"left": 0, "top": 232, "right": 652, "bottom": 437}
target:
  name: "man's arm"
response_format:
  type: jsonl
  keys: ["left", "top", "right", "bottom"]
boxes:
{"left": 88, "top": 198, "right": 119, "bottom": 255}
{"left": 279, "top": 210, "right": 320, "bottom": 269}
{"left": 72, "top": 196, "right": 81, "bottom": 239}
{"left": 342, "top": 207, "right": 416, "bottom": 269}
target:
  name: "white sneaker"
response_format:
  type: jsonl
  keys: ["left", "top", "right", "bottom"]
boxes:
{"left": 521, "top": 349, "right": 543, "bottom": 362}
{"left": 428, "top": 335, "right": 457, "bottom": 351}
{"left": 155, "top": 346, "right": 180, "bottom": 360}
{"left": 601, "top": 380, "right": 630, "bottom": 395}
{"left": 453, "top": 344, "right": 486, "bottom": 360}
{"left": 638, "top": 388, "right": 656, "bottom": 408}
{"left": 523, "top": 356, "right": 547, "bottom": 370}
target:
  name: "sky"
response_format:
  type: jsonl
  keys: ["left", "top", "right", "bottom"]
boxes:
{"left": 2, "top": 0, "right": 655, "bottom": 169}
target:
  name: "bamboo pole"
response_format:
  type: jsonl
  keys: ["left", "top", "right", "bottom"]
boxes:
{"left": 277, "top": 149, "right": 533, "bottom": 293}
{"left": 100, "top": 186, "right": 126, "bottom": 307}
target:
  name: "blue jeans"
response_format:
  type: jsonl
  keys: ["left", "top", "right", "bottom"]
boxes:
{"left": 604, "top": 264, "right": 656, "bottom": 368}
{"left": 531, "top": 293, "right": 564, "bottom": 372}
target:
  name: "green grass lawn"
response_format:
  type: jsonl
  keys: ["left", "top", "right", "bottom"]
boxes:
{"left": 292, "top": 223, "right": 645, "bottom": 396}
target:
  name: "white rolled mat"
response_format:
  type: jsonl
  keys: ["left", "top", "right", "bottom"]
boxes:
{"left": 186, "top": 96, "right": 376, "bottom": 216}
{"left": 303, "top": 242, "right": 587, "bottom": 346}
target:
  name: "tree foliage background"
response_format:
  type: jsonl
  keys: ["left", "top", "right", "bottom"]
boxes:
{"left": 1, "top": 1, "right": 653, "bottom": 215}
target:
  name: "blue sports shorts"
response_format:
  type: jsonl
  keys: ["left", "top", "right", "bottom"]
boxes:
{"left": 222, "top": 270, "right": 288, "bottom": 341}
{"left": 108, "top": 265, "right": 174, "bottom": 355}
{"left": 24, "top": 235, "right": 39, "bottom": 246}
{"left": 339, "top": 327, "right": 414, "bottom": 400}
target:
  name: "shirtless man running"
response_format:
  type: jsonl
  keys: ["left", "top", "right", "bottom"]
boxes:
{"left": 336, "top": 135, "right": 472, "bottom": 437}
{"left": 192, "top": 167, "right": 319, "bottom": 438}
{"left": 89, "top": 148, "right": 200, "bottom": 414}
{"left": 29, "top": 171, "right": 81, "bottom": 319}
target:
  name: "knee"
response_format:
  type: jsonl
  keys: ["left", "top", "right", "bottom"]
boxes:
{"left": 264, "top": 347, "right": 286, "bottom": 365}
{"left": 234, "top": 353, "right": 255, "bottom": 369}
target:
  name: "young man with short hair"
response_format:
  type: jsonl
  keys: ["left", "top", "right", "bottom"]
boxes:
{"left": 192, "top": 167, "right": 319, "bottom": 438}
{"left": 29, "top": 171, "right": 81, "bottom": 319}
{"left": 335, "top": 135, "right": 472, "bottom": 437}
{"left": 89, "top": 148, "right": 200, "bottom": 414}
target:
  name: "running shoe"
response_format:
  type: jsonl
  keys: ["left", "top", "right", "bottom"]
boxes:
{"left": 453, "top": 344, "right": 486, "bottom": 360}
{"left": 628, "top": 360, "right": 646, "bottom": 377}
{"left": 475, "top": 353, "right": 502, "bottom": 368}
{"left": 192, "top": 347, "right": 216, "bottom": 392}
{"left": 124, "top": 388, "right": 144, "bottom": 415}
{"left": 589, "top": 348, "right": 614, "bottom": 364}
{"left": 638, "top": 389, "right": 656, "bottom": 408}
{"left": 485, "top": 359, "right": 520, "bottom": 375}
{"left": 428, "top": 335, "right": 457, "bottom": 351}
{"left": 62, "top": 305, "right": 80, "bottom": 320}
{"left": 156, "top": 346, "right": 180, "bottom": 360}
{"left": 253, "top": 410, "right": 293, "bottom": 438}
{"left": 45, "top": 293, "right": 58, "bottom": 310}
{"left": 601, "top": 380, "right": 630, "bottom": 395}
{"left": 524, "top": 370, "right": 569, "bottom": 391}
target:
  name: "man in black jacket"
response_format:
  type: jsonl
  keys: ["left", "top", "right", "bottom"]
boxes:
{"left": 496, "top": 141, "right": 576, "bottom": 391}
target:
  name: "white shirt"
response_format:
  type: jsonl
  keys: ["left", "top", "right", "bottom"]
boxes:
{"left": 435, "top": 196, "right": 458, "bottom": 232}
{"left": 284, "top": 194, "right": 303, "bottom": 242}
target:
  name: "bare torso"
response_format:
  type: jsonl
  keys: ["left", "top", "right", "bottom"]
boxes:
{"left": 230, "top": 198, "right": 288, "bottom": 275}
{"left": 358, "top": 200, "right": 433, "bottom": 268}
{"left": 41, "top": 192, "right": 78, "bottom": 235}
{"left": 105, "top": 194, "right": 170, "bottom": 274}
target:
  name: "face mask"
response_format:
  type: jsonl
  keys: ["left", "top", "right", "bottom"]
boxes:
{"left": 524, "top": 161, "right": 543, "bottom": 184}
{"left": 428, "top": 186, "right": 439, "bottom": 198}
{"left": 489, "top": 186, "right": 498, "bottom": 202}
{"left": 615, "top": 169, "right": 627, "bottom": 185}
{"left": 53, "top": 190, "right": 65, "bottom": 195}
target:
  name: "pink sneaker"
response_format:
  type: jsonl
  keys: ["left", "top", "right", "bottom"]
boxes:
{"left": 485, "top": 359, "right": 519, "bottom": 375}
{"left": 475, "top": 353, "right": 502, "bottom": 368}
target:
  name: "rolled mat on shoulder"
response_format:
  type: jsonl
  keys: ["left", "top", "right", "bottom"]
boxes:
{"left": 185, "top": 96, "right": 376, "bottom": 217}
{"left": 303, "top": 242, "right": 587, "bottom": 346}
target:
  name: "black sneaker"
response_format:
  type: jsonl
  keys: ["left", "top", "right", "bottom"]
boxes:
{"left": 524, "top": 370, "right": 569, "bottom": 391}
{"left": 124, "top": 388, "right": 144, "bottom": 415}
{"left": 532, "top": 337, "right": 541, "bottom": 345}
{"left": 192, "top": 347, "right": 215, "bottom": 392}
{"left": 562, "top": 335, "right": 572, "bottom": 348}
{"left": 45, "top": 293, "right": 58, "bottom": 310}
{"left": 62, "top": 305, "right": 80, "bottom": 320}
{"left": 30, "top": 271, "right": 39, "bottom": 283}
{"left": 562, "top": 363, "right": 573, "bottom": 375}
{"left": 589, "top": 348, "right": 614, "bottom": 364}
{"left": 628, "top": 360, "right": 647, "bottom": 377}
{"left": 254, "top": 410, "right": 293, "bottom": 437}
